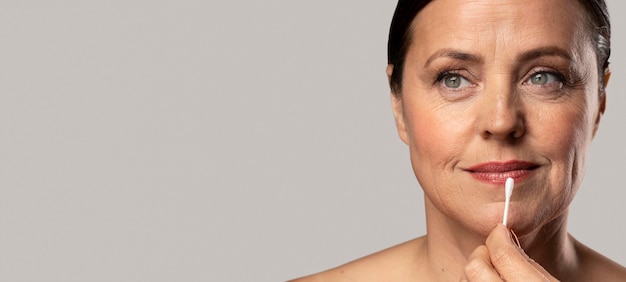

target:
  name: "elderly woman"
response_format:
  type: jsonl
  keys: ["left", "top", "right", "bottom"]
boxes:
{"left": 292, "top": 0, "right": 626, "bottom": 281}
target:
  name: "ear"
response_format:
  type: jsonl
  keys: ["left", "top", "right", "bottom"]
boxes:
{"left": 388, "top": 64, "right": 409, "bottom": 145}
{"left": 592, "top": 70, "right": 610, "bottom": 137}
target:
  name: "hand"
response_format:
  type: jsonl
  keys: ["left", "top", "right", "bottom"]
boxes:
{"left": 460, "top": 224, "right": 559, "bottom": 281}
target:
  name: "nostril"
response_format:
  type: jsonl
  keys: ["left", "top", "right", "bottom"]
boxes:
{"left": 510, "top": 130, "right": 522, "bottom": 139}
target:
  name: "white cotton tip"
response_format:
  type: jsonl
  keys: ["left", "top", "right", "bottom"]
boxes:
{"left": 503, "top": 177, "right": 515, "bottom": 227}
{"left": 505, "top": 177, "right": 514, "bottom": 199}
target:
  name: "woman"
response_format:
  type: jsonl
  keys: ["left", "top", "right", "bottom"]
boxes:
{"left": 292, "top": 0, "right": 626, "bottom": 281}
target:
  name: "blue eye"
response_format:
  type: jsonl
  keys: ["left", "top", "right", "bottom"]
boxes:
{"left": 441, "top": 74, "right": 471, "bottom": 89}
{"left": 528, "top": 72, "right": 563, "bottom": 86}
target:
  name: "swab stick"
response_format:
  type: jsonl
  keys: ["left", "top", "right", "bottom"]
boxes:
{"left": 503, "top": 177, "right": 514, "bottom": 227}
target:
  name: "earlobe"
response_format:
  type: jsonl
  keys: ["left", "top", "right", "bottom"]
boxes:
{"left": 592, "top": 94, "right": 605, "bottom": 138}
{"left": 386, "top": 64, "right": 394, "bottom": 86}
{"left": 391, "top": 93, "right": 409, "bottom": 145}
{"left": 387, "top": 65, "right": 409, "bottom": 145}
{"left": 592, "top": 71, "right": 610, "bottom": 137}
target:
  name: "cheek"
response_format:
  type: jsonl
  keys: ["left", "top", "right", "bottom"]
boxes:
{"left": 405, "top": 105, "right": 470, "bottom": 171}
{"left": 531, "top": 99, "right": 593, "bottom": 207}
{"left": 535, "top": 103, "right": 591, "bottom": 160}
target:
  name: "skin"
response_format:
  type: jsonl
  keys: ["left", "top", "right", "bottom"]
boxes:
{"left": 291, "top": 0, "right": 626, "bottom": 281}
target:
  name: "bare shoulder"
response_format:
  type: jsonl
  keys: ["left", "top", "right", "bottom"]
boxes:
{"left": 574, "top": 239, "right": 626, "bottom": 281}
{"left": 289, "top": 236, "right": 427, "bottom": 282}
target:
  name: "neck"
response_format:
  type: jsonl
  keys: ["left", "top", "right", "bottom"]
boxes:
{"left": 421, "top": 196, "right": 577, "bottom": 280}
{"left": 516, "top": 213, "right": 578, "bottom": 280}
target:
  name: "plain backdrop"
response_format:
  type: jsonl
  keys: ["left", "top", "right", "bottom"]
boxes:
{"left": 0, "top": 1, "right": 624, "bottom": 281}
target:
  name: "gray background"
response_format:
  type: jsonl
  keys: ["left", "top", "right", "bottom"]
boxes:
{"left": 0, "top": 1, "right": 624, "bottom": 281}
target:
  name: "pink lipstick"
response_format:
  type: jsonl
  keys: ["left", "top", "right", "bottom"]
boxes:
{"left": 465, "top": 161, "right": 539, "bottom": 184}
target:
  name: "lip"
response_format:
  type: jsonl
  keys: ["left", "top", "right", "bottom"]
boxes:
{"left": 464, "top": 160, "right": 540, "bottom": 185}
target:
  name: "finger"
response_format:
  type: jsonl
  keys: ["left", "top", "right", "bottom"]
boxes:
{"left": 485, "top": 224, "right": 555, "bottom": 281}
{"left": 462, "top": 245, "right": 502, "bottom": 281}
{"left": 523, "top": 253, "right": 559, "bottom": 281}
{"left": 506, "top": 231, "right": 554, "bottom": 280}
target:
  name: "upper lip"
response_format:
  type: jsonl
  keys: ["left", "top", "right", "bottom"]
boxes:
{"left": 465, "top": 161, "right": 540, "bottom": 172}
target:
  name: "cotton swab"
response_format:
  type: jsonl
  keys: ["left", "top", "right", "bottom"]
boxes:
{"left": 502, "top": 177, "right": 514, "bottom": 227}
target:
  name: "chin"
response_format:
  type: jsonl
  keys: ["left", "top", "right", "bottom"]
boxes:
{"left": 449, "top": 204, "right": 507, "bottom": 237}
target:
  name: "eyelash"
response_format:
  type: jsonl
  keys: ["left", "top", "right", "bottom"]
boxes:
{"left": 435, "top": 71, "right": 471, "bottom": 85}
{"left": 436, "top": 70, "right": 460, "bottom": 82}
{"left": 543, "top": 71, "right": 565, "bottom": 81}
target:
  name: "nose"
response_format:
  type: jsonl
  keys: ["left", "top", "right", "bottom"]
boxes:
{"left": 478, "top": 80, "right": 525, "bottom": 140}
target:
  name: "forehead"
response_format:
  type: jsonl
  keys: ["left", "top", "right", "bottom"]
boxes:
{"left": 408, "top": 0, "right": 590, "bottom": 61}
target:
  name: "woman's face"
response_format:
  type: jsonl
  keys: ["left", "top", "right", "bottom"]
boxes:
{"left": 391, "top": 0, "right": 606, "bottom": 235}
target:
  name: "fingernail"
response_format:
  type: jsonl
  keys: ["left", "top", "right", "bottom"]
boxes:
{"left": 509, "top": 229, "right": 522, "bottom": 249}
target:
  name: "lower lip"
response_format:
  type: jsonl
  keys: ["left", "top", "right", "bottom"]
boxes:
{"left": 469, "top": 170, "right": 534, "bottom": 185}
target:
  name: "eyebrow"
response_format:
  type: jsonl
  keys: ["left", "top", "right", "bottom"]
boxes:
{"left": 424, "top": 46, "right": 573, "bottom": 68}
{"left": 424, "top": 49, "right": 483, "bottom": 68}
{"left": 516, "top": 46, "right": 572, "bottom": 63}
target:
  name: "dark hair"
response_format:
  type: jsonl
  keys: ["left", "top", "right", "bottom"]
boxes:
{"left": 387, "top": 0, "right": 611, "bottom": 95}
